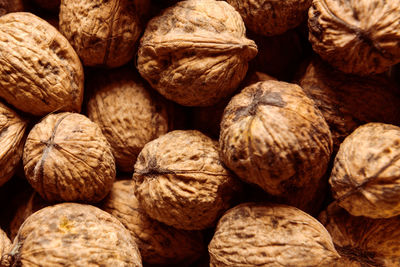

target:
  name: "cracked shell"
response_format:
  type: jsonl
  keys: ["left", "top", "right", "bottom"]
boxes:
{"left": 133, "top": 130, "right": 241, "bottom": 230}
{"left": 137, "top": 0, "right": 257, "bottom": 106}
{"left": 208, "top": 202, "right": 339, "bottom": 266}
{"left": 0, "top": 203, "right": 142, "bottom": 267}
{"left": 308, "top": 0, "right": 400, "bottom": 75}
{"left": 0, "top": 228, "right": 10, "bottom": 259}
{"left": 23, "top": 112, "right": 116, "bottom": 203}
{"left": 0, "top": 0, "right": 24, "bottom": 16}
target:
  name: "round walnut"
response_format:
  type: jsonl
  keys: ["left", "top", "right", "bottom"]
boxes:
{"left": 227, "top": 0, "right": 312, "bottom": 36}
{"left": 0, "top": 102, "right": 27, "bottom": 186}
{"left": 0, "top": 12, "right": 83, "bottom": 116}
{"left": 59, "top": 0, "right": 147, "bottom": 67}
{"left": 0, "top": 203, "right": 142, "bottom": 267}
{"left": 137, "top": 0, "right": 258, "bottom": 107}
{"left": 319, "top": 203, "right": 400, "bottom": 266}
{"left": 23, "top": 112, "right": 116, "bottom": 203}
{"left": 87, "top": 66, "right": 170, "bottom": 172}
{"left": 208, "top": 202, "right": 339, "bottom": 266}
{"left": 102, "top": 180, "right": 205, "bottom": 265}
{"left": 133, "top": 130, "right": 241, "bottom": 230}
{"left": 0, "top": 0, "right": 24, "bottom": 16}
{"left": 308, "top": 0, "right": 400, "bottom": 75}
{"left": 330, "top": 123, "right": 400, "bottom": 219}
{"left": 0, "top": 228, "right": 10, "bottom": 259}
{"left": 219, "top": 80, "right": 332, "bottom": 197}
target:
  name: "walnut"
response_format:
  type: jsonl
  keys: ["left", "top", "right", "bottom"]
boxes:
{"left": 0, "top": 203, "right": 142, "bottom": 266}
{"left": 208, "top": 202, "right": 339, "bottom": 266}
{"left": 308, "top": 0, "right": 400, "bottom": 75}
{"left": 102, "top": 180, "right": 204, "bottom": 265}
{"left": 87, "top": 66, "right": 170, "bottom": 173}
{"left": 59, "top": 0, "right": 147, "bottom": 68}
{"left": 219, "top": 80, "right": 332, "bottom": 198}
{"left": 227, "top": 0, "right": 312, "bottom": 36}
{"left": 0, "top": 0, "right": 24, "bottom": 16}
{"left": 23, "top": 112, "right": 115, "bottom": 203}
{"left": 0, "top": 228, "right": 10, "bottom": 259}
{"left": 0, "top": 12, "right": 83, "bottom": 116}
{"left": 0, "top": 102, "right": 27, "bottom": 186}
{"left": 319, "top": 203, "right": 400, "bottom": 266}
{"left": 133, "top": 130, "right": 241, "bottom": 230}
{"left": 137, "top": 0, "right": 257, "bottom": 107}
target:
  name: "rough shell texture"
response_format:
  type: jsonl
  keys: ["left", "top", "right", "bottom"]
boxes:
{"left": 219, "top": 80, "right": 332, "bottom": 197}
{"left": 23, "top": 112, "right": 116, "bottom": 203}
{"left": 330, "top": 123, "right": 400, "bottom": 218}
{"left": 0, "top": 228, "right": 11, "bottom": 259}
{"left": 0, "top": 12, "right": 84, "bottom": 116}
{"left": 0, "top": 0, "right": 24, "bottom": 16}
{"left": 102, "top": 180, "right": 204, "bottom": 265}
{"left": 59, "top": 0, "right": 146, "bottom": 67}
{"left": 87, "top": 66, "right": 170, "bottom": 172}
{"left": 1, "top": 203, "right": 142, "bottom": 267}
{"left": 299, "top": 58, "right": 400, "bottom": 153}
{"left": 308, "top": 0, "right": 400, "bottom": 75}
{"left": 227, "top": 0, "right": 312, "bottom": 36}
{"left": 319, "top": 203, "right": 400, "bottom": 266}
{"left": 208, "top": 202, "right": 339, "bottom": 266}
{"left": 134, "top": 130, "right": 241, "bottom": 230}
{"left": 0, "top": 101, "right": 27, "bottom": 186}
{"left": 137, "top": 0, "right": 257, "bottom": 107}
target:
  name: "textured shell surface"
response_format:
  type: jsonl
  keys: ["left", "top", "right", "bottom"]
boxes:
{"left": 0, "top": 228, "right": 11, "bottom": 259}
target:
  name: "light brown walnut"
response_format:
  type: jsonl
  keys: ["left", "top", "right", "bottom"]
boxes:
{"left": 0, "top": 228, "right": 11, "bottom": 259}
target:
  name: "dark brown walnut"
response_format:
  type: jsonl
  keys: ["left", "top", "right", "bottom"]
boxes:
{"left": 0, "top": 0, "right": 23, "bottom": 16}
{"left": 227, "top": 0, "right": 312, "bottom": 36}
{"left": 33, "top": 0, "right": 60, "bottom": 10}
{"left": 59, "top": 0, "right": 147, "bottom": 68}
{"left": 23, "top": 112, "right": 116, "bottom": 203}
{"left": 0, "top": 102, "right": 27, "bottom": 186}
{"left": 330, "top": 123, "right": 400, "bottom": 219}
{"left": 137, "top": 0, "right": 258, "bottom": 107}
{"left": 134, "top": 130, "right": 241, "bottom": 230}
{"left": 299, "top": 57, "right": 400, "bottom": 153}
{"left": 220, "top": 80, "right": 332, "bottom": 198}
{"left": 308, "top": 0, "right": 400, "bottom": 75}
{"left": 0, "top": 203, "right": 142, "bottom": 267}
{"left": 0, "top": 12, "right": 83, "bottom": 116}
{"left": 319, "top": 203, "right": 400, "bottom": 266}
{"left": 87, "top": 66, "right": 170, "bottom": 173}
{"left": 208, "top": 202, "right": 339, "bottom": 266}
{"left": 0, "top": 228, "right": 10, "bottom": 259}
{"left": 102, "top": 180, "right": 204, "bottom": 265}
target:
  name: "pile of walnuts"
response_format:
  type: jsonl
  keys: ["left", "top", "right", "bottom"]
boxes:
{"left": 0, "top": 0, "right": 399, "bottom": 266}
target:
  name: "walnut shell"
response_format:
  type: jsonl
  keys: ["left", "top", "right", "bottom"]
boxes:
{"left": 87, "top": 67, "right": 169, "bottom": 172}
{"left": 219, "top": 80, "right": 332, "bottom": 197}
{"left": 208, "top": 202, "right": 339, "bottom": 266}
{"left": 133, "top": 130, "right": 241, "bottom": 230}
{"left": 319, "top": 203, "right": 400, "bottom": 266}
{"left": 23, "top": 112, "right": 116, "bottom": 203}
{"left": 0, "top": 12, "right": 83, "bottom": 116}
{"left": 102, "top": 180, "right": 204, "bottom": 265}
{"left": 1, "top": 203, "right": 142, "bottom": 266}
{"left": 0, "top": 0, "right": 24, "bottom": 16}
{"left": 59, "top": 0, "right": 145, "bottom": 67}
{"left": 0, "top": 228, "right": 10, "bottom": 259}
{"left": 308, "top": 0, "right": 400, "bottom": 75}
{"left": 0, "top": 102, "right": 27, "bottom": 186}
{"left": 137, "top": 0, "right": 257, "bottom": 107}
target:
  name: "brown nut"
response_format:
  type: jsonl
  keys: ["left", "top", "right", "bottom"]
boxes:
{"left": 137, "top": 0, "right": 257, "bottom": 106}
{"left": 208, "top": 202, "right": 339, "bottom": 267}
{"left": 23, "top": 112, "right": 115, "bottom": 203}
{"left": 0, "top": 0, "right": 24, "bottom": 16}
{"left": 0, "top": 228, "right": 10, "bottom": 259}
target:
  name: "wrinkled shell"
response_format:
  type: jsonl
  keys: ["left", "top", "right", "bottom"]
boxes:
{"left": 219, "top": 80, "right": 332, "bottom": 197}
{"left": 1, "top": 203, "right": 142, "bottom": 267}
{"left": 330, "top": 123, "right": 400, "bottom": 218}
{"left": 33, "top": 0, "right": 60, "bottom": 10}
{"left": 299, "top": 58, "right": 400, "bottom": 153}
{"left": 23, "top": 112, "right": 116, "bottom": 203}
{"left": 227, "top": 0, "right": 312, "bottom": 36}
{"left": 208, "top": 202, "right": 339, "bottom": 266}
{"left": 87, "top": 67, "right": 169, "bottom": 172}
{"left": 137, "top": 0, "right": 257, "bottom": 106}
{"left": 0, "top": 228, "right": 11, "bottom": 259}
{"left": 59, "top": 0, "right": 145, "bottom": 67}
{"left": 134, "top": 130, "right": 240, "bottom": 230}
{"left": 0, "top": 0, "right": 24, "bottom": 16}
{"left": 0, "top": 102, "right": 27, "bottom": 186}
{"left": 102, "top": 180, "right": 204, "bottom": 265}
{"left": 308, "top": 0, "right": 400, "bottom": 75}
{"left": 0, "top": 12, "right": 83, "bottom": 116}
{"left": 319, "top": 203, "right": 400, "bottom": 266}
